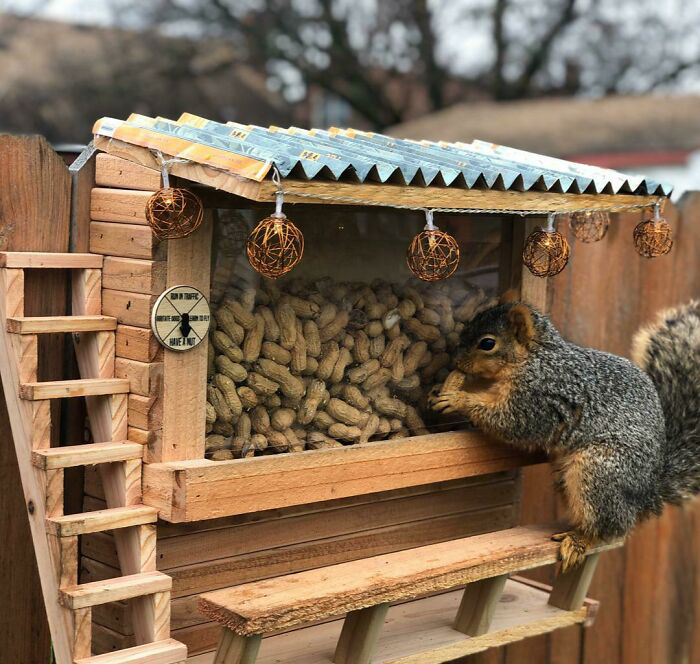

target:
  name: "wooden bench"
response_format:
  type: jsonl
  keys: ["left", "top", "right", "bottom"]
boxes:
{"left": 198, "top": 524, "right": 620, "bottom": 664}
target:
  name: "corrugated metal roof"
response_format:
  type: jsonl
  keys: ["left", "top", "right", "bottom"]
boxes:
{"left": 93, "top": 113, "right": 672, "bottom": 197}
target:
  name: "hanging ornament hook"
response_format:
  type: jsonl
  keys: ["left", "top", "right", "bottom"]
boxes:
{"left": 544, "top": 212, "right": 556, "bottom": 233}
{"left": 272, "top": 165, "right": 286, "bottom": 219}
{"left": 154, "top": 150, "right": 188, "bottom": 189}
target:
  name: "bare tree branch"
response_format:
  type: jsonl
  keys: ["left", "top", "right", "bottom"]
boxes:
{"left": 506, "top": 0, "right": 577, "bottom": 99}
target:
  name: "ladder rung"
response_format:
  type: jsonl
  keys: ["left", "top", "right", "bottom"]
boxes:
{"left": 7, "top": 315, "right": 117, "bottom": 334}
{"left": 47, "top": 505, "right": 158, "bottom": 537}
{"left": 59, "top": 571, "right": 172, "bottom": 609}
{"left": 32, "top": 441, "right": 143, "bottom": 470}
{"left": 19, "top": 378, "right": 129, "bottom": 400}
{"left": 73, "top": 639, "right": 187, "bottom": 664}
{"left": 0, "top": 251, "right": 103, "bottom": 269}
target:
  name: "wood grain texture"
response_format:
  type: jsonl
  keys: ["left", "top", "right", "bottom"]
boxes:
{"left": 334, "top": 604, "right": 389, "bottom": 664}
{"left": 454, "top": 574, "right": 509, "bottom": 636}
{"left": 160, "top": 211, "right": 212, "bottom": 461}
{"left": 60, "top": 571, "right": 172, "bottom": 609}
{"left": 95, "top": 152, "right": 162, "bottom": 191}
{"left": 129, "top": 393, "right": 163, "bottom": 430}
{"left": 142, "top": 431, "right": 539, "bottom": 522}
{"left": 84, "top": 505, "right": 519, "bottom": 602}
{"left": 33, "top": 441, "right": 143, "bottom": 469}
{"left": 102, "top": 289, "right": 158, "bottom": 327}
{"left": 0, "top": 251, "right": 102, "bottom": 268}
{"left": 116, "top": 357, "right": 163, "bottom": 397}
{"left": 116, "top": 324, "right": 163, "bottom": 362}
{"left": 0, "top": 134, "right": 71, "bottom": 664}
{"left": 90, "top": 221, "right": 166, "bottom": 260}
{"left": 103, "top": 256, "right": 166, "bottom": 295}
{"left": 17, "top": 333, "right": 37, "bottom": 383}
{"left": 72, "top": 607, "right": 93, "bottom": 660}
{"left": 214, "top": 631, "right": 261, "bottom": 664}
{"left": 7, "top": 315, "right": 116, "bottom": 334}
{"left": 73, "top": 267, "right": 102, "bottom": 316}
{"left": 31, "top": 399, "right": 51, "bottom": 449}
{"left": 4, "top": 268, "right": 24, "bottom": 317}
{"left": 73, "top": 638, "right": 186, "bottom": 664}
{"left": 84, "top": 474, "right": 520, "bottom": 652}
{"left": 185, "top": 580, "right": 597, "bottom": 664}
{"left": 198, "top": 525, "right": 618, "bottom": 636}
{"left": 46, "top": 505, "right": 158, "bottom": 537}
{"left": 548, "top": 552, "right": 600, "bottom": 611}
{"left": 69, "top": 143, "right": 97, "bottom": 253}
{"left": 19, "top": 377, "right": 129, "bottom": 400}
{"left": 91, "top": 187, "right": 154, "bottom": 224}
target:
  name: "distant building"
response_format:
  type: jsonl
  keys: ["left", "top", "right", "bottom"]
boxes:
{"left": 389, "top": 95, "right": 700, "bottom": 198}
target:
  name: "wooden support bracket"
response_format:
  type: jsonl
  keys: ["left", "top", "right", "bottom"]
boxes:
{"left": 548, "top": 552, "right": 601, "bottom": 612}
{"left": 334, "top": 603, "right": 390, "bottom": 664}
{"left": 454, "top": 574, "right": 509, "bottom": 636}
{"left": 214, "top": 630, "right": 262, "bottom": 664}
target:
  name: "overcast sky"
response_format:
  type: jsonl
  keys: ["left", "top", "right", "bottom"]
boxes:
{"left": 2, "top": 0, "right": 114, "bottom": 24}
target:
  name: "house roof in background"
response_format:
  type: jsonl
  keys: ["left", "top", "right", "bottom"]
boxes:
{"left": 93, "top": 112, "right": 671, "bottom": 196}
{"left": 388, "top": 95, "right": 700, "bottom": 163}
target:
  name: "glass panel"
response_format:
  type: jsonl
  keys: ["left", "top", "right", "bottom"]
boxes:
{"left": 206, "top": 206, "right": 504, "bottom": 460}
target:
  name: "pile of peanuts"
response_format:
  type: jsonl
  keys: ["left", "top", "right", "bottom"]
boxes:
{"left": 205, "top": 277, "right": 494, "bottom": 460}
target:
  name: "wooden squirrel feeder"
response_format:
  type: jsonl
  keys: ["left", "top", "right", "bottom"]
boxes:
{"left": 0, "top": 114, "right": 671, "bottom": 664}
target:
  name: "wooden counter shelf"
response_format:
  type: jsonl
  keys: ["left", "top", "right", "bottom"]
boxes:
{"left": 142, "top": 430, "right": 542, "bottom": 523}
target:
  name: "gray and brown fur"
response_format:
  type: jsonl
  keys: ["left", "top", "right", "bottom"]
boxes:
{"left": 431, "top": 296, "right": 700, "bottom": 570}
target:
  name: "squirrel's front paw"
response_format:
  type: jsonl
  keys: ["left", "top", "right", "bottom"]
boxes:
{"left": 553, "top": 530, "right": 590, "bottom": 572}
{"left": 430, "top": 391, "right": 468, "bottom": 415}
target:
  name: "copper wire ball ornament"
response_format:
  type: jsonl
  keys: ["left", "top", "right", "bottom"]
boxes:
{"left": 247, "top": 192, "right": 304, "bottom": 279}
{"left": 522, "top": 214, "right": 570, "bottom": 277}
{"left": 633, "top": 202, "right": 673, "bottom": 258}
{"left": 406, "top": 210, "right": 460, "bottom": 282}
{"left": 146, "top": 187, "right": 204, "bottom": 240}
{"left": 570, "top": 210, "right": 610, "bottom": 243}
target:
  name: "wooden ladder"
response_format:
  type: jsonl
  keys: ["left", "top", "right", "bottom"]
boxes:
{"left": 0, "top": 252, "right": 186, "bottom": 664}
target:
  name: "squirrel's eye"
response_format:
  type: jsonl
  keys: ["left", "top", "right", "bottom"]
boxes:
{"left": 478, "top": 337, "right": 497, "bottom": 351}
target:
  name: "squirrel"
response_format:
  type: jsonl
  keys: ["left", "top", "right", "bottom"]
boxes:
{"left": 429, "top": 292, "right": 700, "bottom": 571}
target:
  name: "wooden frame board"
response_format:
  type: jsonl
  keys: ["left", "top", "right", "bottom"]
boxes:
{"left": 142, "top": 431, "right": 541, "bottom": 522}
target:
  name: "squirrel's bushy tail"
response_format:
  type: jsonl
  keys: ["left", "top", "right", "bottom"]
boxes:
{"left": 632, "top": 301, "right": 700, "bottom": 503}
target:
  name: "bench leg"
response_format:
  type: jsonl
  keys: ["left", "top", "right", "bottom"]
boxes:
{"left": 214, "top": 628, "right": 262, "bottom": 664}
{"left": 334, "top": 603, "right": 390, "bottom": 664}
{"left": 548, "top": 552, "right": 600, "bottom": 611}
{"left": 453, "top": 574, "right": 508, "bottom": 636}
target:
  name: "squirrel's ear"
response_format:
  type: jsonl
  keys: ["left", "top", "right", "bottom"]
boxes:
{"left": 499, "top": 289, "right": 519, "bottom": 305}
{"left": 507, "top": 304, "right": 536, "bottom": 347}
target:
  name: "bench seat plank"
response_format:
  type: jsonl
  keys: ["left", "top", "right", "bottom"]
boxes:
{"left": 198, "top": 525, "right": 618, "bottom": 636}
